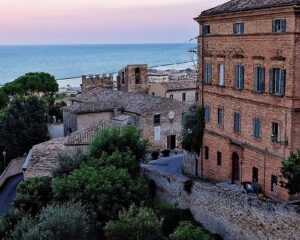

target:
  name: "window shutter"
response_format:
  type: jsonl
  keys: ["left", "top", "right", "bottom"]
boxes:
{"left": 241, "top": 23, "right": 244, "bottom": 34}
{"left": 241, "top": 65, "right": 244, "bottom": 89}
{"left": 279, "top": 69, "right": 286, "bottom": 96}
{"left": 254, "top": 67, "right": 259, "bottom": 92}
{"left": 269, "top": 68, "right": 274, "bottom": 94}
{"left": 257, "top": 118, "right": 260, "bottom": 138}
{"left": 272, "top": 20, "right": 276, "bottom": 32}
{"left": 235, "top": 65, "right": 239, "bottom": 88}
{"left": 281, "top": 19, "right": 286, "bottom": 32}
{"left": 261, "top": 67, "right": 265, "bottom": 92}
{"left": 233, "top": 23, "right": 236, "bottom": 34}
{"left": 208, "top": 64, "right": 211, "bottom": 83}
{"left": 253, "top": 118, "right": 256, "bottom": 136}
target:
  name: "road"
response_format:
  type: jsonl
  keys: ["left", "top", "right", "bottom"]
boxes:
{"left": 144, "top": 154, "right": 187, "bottom": 179}
{"left": 0, "top": 174, "right": 23, "bottom": 218}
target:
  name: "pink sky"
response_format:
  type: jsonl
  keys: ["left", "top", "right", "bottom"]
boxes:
{"left": 0, "top": 0, "right": 226, "bottom": 44}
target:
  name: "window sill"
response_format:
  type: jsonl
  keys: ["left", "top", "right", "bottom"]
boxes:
{"left": 216, "top": 85, "right": 225, "bottom": 88}
{"left": 270, "top": 93, "right": 285, "bottom": 97}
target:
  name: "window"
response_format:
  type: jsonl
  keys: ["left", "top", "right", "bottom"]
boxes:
{"left": 272, "top": 19, "right": 286, "bottom": 33}
{"left": 233, "top": 22, "right": 244, "bottom": 34}
{"left": 254, "top": 66, "right": 265, "bottom": 93}
{"left": 234, "top": 65, "right": 244, "bottom": 89}
{"left": 218, "top": 64, "right": 225, "bottom": 86}
{"left": 135, "top": 68, "right": 140, "bottom": 84}
{"left": 272, "top": 122, "right": 279, "bottom": 142}
{"left": 152, "top": 92, "right": 155, "bottom": 96}
{"left": 270, "top": 68, "right": 286, "bottom": 96}
{"left": 253, "top": 117, "right": 261, "bottom": 139}
{"left": 271, "top": 175, "right": 278, "bottom": 192}
{"left": 182, "top": 93, "right": 186, "bottom": 101}
{"left": 204, "top": 105, "right": 210, "bottom": 123}
{"left": 203, "top": 25, "right": 210, "bottom": 35}
{"left": 252, "top": 167, "right": 258, "bottom": 183}
{"left": 217, "top": 151, "right": 222, "bottom": 166}
{"left": 205, "top": 146, "right": 209, "bottom": 160}
{"left": 217, "top": 108, "right": 223, "bottom": 126}
{"left": 154, "top": 114, "right": 160, "bottom": 126}
{"left": 234, "top": 112, "right": 240, "bottom": 132}
{"left": 169, "top": 94, "right": 173, "bottom": 99}
{"left": 122, "top": 72, "right": 125, "bottom": 84}
{"left": 204, "top": 63, "right": 212, "bottom": 84}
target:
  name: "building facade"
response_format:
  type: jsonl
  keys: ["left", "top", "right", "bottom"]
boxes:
{"left": 81, "top": 74, "right": 114, "bottom": 93}
{"left": 195, "top": 0, "right": 300, "bottom": 201}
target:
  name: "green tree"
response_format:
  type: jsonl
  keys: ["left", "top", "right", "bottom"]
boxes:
{"left": 182, "top": 105, "right": 205, "bottom": 155}
{"left": 14, "top": 177, "right": 53, "bottom": 216}
{"left": 52, "top": 166, "right": 149, "bottom": 230}
{"left": 281, "top": 150, "right": 300, "bottom": 195}
{"left": 90, "top": 126, "right": 147, "bottom": 161}
{"left": 105, "top": 205, "right": 163, "bottom": 240}
{"left": 169, "top": 221, "right": 211, "bottom": 240}
{"left": 0, "top": 96, "right": 49, "bottom": 162}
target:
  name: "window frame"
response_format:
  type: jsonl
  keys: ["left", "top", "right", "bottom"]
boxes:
{"left": 182, "top": 92, "right": 186, "bottom": 102}
{"left": 233, "top": 22, "right": 244, "bottom": 35}
{"left": 272, "top": 19, "right": 286, "bottom": 33}
{"left": 234, "top": 112, "right": 240, "bottom": 133}
{"left": 204, "top": 63, "right": 212, "bottom": 84}
{"left": 218, "top": 64, "right": 225, "bottom": 86}
{"left": 271, "top": 122, "right": 280, "bottom": 143}
{"left": 254, "top": 66, "right": 265, "bottom": 93}
{"left": 154, "top": 114, "right": 161, "bottom": 126}
{"left": 217, "top": 151, "right": 222, "bottom": 166}
{"left": 204, "top": 146, "right": 209, "bottom": 160}
{"left": 204, "top": 105, "right": 210, "bottom": 123}
{"left": 217, "top": 107, "right": 224, "bottom": 127}
{"left": 253, "top": 117, "right": 261, "bottom": 139}
{"left": 269, "top": 68, "right": 286, "bottom": 96}
{"left": 234, "top": 64, "right": 244, "bottom": 90}
{"left": 203, "top": 25, "right": 211, "bottom": 35}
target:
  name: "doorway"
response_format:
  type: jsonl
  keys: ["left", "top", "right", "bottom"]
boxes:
{"left": 167, "top": 135, "right": 176, "bottom": 150}
{"left": 231, "top": 152, "right": 240, "bottom": 184}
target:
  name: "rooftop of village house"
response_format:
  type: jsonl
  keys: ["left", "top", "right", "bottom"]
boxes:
{"left": 156, "top": 80, "right": 197, "bottom": 91}
{"left": 63, "top": 87, "right": 186, "bottom": 115}
{"left": 200, "top": 0, "right": 300, "bottom": 16}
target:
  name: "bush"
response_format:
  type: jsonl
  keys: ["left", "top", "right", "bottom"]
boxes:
{"left": 0, "top": 209, "right": 24, "bottom": 239}
{"left": 151, "top": 151, "right": 160, "bottom": 160}
{"left": 183, "top": 179, "right": 194, "bottom": 194}
{"left": 162, "top": 149, "right": 171, "bottom": 157}
{"left": 155, "top": 202, "right": 194, "bottom": 236}
{"left": 169, "top": 221, "right": 211, "bottom": 240}
{"left": 105, "top": 205, "right": 163, "bottom": 240}
{"left": 52, "top": 166, "right": 150, "bottom": 230}
{"left": 11, "top": 202, "right": 89, "bottom": 240}
{"left": 90, "top": 126, "right": 147, "bottom": 161}
{"left": 14, "top": 177, "right": 53, "bottom": 216}
{"left": 53, "top": 150, "right": 88, "bottom": 178}
{"left": 88, "top": 151, "right": 140, "bottom": 178}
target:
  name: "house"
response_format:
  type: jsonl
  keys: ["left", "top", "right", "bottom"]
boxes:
{"left": 148, "top": 80, "right": 198, "bottom": 104}
{"left": 62, "top": 88, "right": 189, "bottom": 150}
{"left": 195, "top": 0, "right": 300, "bottom": 201}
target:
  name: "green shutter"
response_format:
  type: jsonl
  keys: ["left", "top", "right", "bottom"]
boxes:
{"left": 272, "top": 20, "right": 276, "bottom": 32}
{"left": 269, "top": 68, "right": 274, "bottom": 94}
{"left": 235, "top": 65, "right": 239, "bottom": 88}
{"left": 254, "top": 67, "right": 259, "bottom": 92}
{"left": 281, "top": 19, "right": 286, "bottom": 32}
{"left": 279, "top": 69, "right": 286, "bottom": 96}
{"left": 241, "top": 65, "right": 244, "bottom": 89}
{"left": 241, "top": 23, "right": 244, "bottom": 34}
{"left": 261, "top": 67, "right": 265, "bottom": 92}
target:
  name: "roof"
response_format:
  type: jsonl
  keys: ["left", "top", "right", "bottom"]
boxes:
{"left": 159, "top": 80, "right": 197, "bottom": 92}
{"left": 63, "top": 88, "right": 172, "bottom": 115}
{"left": 201, "top": 0, "right": 300, "bottom": 16}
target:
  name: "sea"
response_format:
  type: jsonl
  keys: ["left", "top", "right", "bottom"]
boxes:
{"left": 0, "top": 43, "right": 196, "bottom": 87}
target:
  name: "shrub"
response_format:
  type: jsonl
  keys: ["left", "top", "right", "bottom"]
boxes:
{"left": 14, "top": 177, "right": 53, "bottom": 216}
{"left": 90, "top": 126, "right": 147, "bottom": 161}
{"left": 169, "top": 221, "right": 211, "bottom": 240}
{"left": 183, "top": 179, "right": 194, "bottom": 194}
{"left": 151, "top": 151, "right": 160, "bottom": 160}
{"left": 11, "top": 216, "right": 39, "bottom": 240}
{"left": 53, "top": 150, "right": 88, "bottom": 178}
{"left": 162, "top": 149, "right": 171, "bottom": 157}
{"left": 105, "top": 205, "right": 163, "bottom": 240}
{"left": 0, "top": 209, "right": 24, "bottom": 239}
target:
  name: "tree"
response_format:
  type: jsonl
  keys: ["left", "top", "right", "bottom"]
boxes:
{"left": 90, "top": 126, "right": 147, "bottom": 161}
{"left": 14, "top": 177, "right": 53, "bottom": 216}
{"left": 281, "top": 150, "right": 300, "bottom": 195}
{"left": 182, "top": 105, "right": 205, "bottom": 155}
{"left": 105, "top": 205, "right": 163, "bottom": 240}
{"left": 0, "top": 96, "right": 49, "bottom": 162}
{"left": 52, "top": 166, "right": 150, "bottom": 230}
{"left": 169, "top": 221, "right": 211, "bottom": 240}
{"left": 12, "top": 202, "right": 89, "bottom": 240}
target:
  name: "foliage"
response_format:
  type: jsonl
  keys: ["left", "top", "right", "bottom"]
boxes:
{"left": 281, "top": 150, "right": 300, "bottom": 195}
{"left": 11, "top": 202, "right": 89, "bottom": 240}
{"left": 14, "top": 177, "right": 53, "bottom": 216}
{"left": 53, "top": 150, "right": 88, "bottom": 178}
{"left": 2, "top": 72, "right": 58, "bottom": 97}
{"left": 182, "top": 105, "right": 205, "bottom": 155}
{"left": 183, "top": 179, "right": 194, "bottom": 194}
{"left": 151, "top": 151, "right": 160, "bottom": 160}
{"left": 162, "top": 149, "right": 171, "bottom": 157}
{"left": 169, "top": 221, "right": 211, "bottom": 240}
{"left": 0, "top": 96, "right": 49, "bottom": 161}
{"left": 49, "top": 101, "right": 67, "bottom": 121}
{"left": 88, "top": 151, "right": 140, "bottom": 177}
{"left": 90, "top": 126, "right": 147, "bottom": 161}
{"left": 52, "top": 166, "right": 150, "bottom": 230}
{"left": 154, "top": 202, "right": 194, "bottom": 236}
{"left": 104, "top": 205, "right": 163, "bottom": 240}
{"left": 0, "top": 209, "right": 24, "bottom": 239}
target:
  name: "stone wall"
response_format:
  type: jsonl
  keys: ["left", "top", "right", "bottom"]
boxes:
{"left": 143, "top": 167, "right": 300, "bottom": 240}
{"left": 0, "top": 158, "right": 24, "bottom": 188}
{"left": 82, "top": 74, "right": 113, "bottom": 93}
{"left": 182, "top": 150, "right": 197, "bottom": 176}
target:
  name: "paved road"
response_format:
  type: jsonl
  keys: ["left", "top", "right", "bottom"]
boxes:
{"left": 144, "top": 154, "right": 187, "bottom": 179}
{"left": 0, "top": 174, "right": 23, "bottom": 218}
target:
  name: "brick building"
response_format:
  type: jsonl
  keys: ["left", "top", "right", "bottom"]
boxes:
{"left": 195, "top": 0, "right": 300, "bottom": 201}
{"left": 81, "top": 74, "right": 114, "bottom": 93}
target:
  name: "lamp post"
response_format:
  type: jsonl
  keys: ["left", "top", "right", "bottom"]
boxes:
{"left": 3, "top": 150, "right": 6, "bottom": 169}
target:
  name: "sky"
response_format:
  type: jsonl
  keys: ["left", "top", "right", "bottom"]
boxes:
{"left": 0, "top": 0, "right": 227, "bottom": 44}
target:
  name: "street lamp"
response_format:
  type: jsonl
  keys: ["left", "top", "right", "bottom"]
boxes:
{"left": 3, "top": 150, "right": 6, "bottom": 169}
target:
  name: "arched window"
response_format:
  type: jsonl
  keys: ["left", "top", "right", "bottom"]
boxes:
{"left": 135, "top": 68, "right": 140, "bottom": 84}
